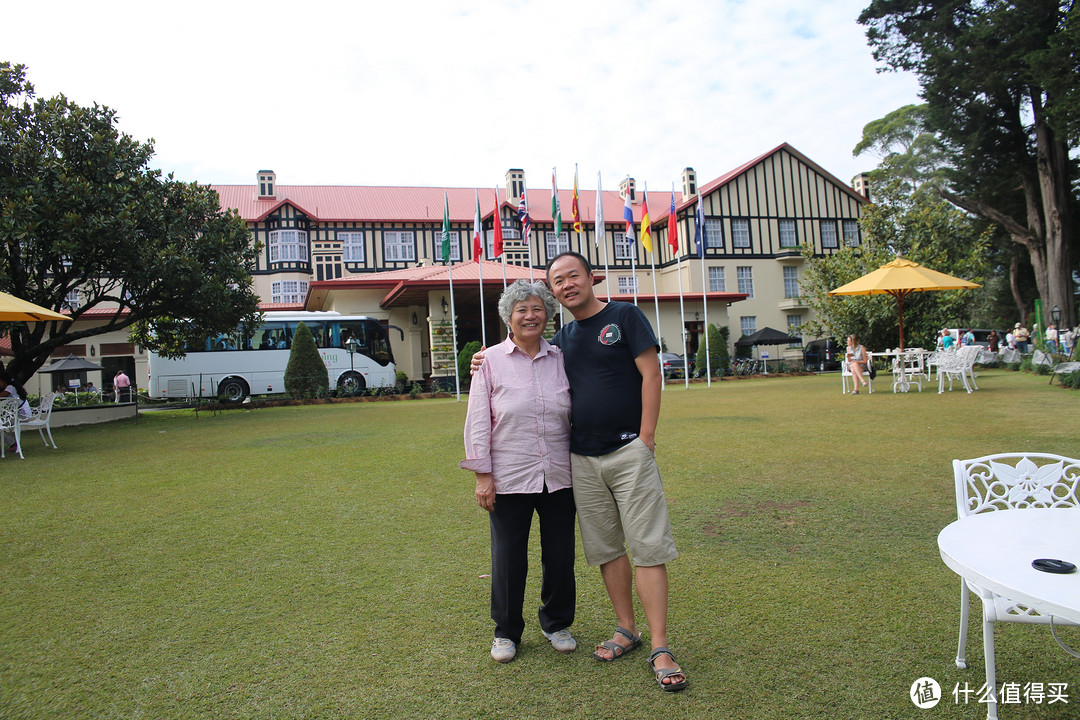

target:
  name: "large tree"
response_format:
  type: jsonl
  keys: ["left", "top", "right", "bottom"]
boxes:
{"left": 0, "top": 62, "right": 261, "bottom": 383}
{"left": 801, "top": 154, "right": 992, "bottom": 351}
{"left": 859, "top": 0, "right": 1079, "bottom": 327}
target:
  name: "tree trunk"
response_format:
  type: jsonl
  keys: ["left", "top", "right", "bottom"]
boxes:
{"left": 1032, "top": 93, "right": 1076, "bottom": 327}
{"left": 1009, "top": 255, "right": 1027, "bottom": 323}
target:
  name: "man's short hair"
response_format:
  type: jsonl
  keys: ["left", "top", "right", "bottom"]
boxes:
{"left": 546, "top": 251, "right": 592, "bottom": 282}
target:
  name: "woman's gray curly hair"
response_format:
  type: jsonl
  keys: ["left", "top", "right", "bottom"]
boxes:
{"left": 497, "top": 279, "right": 558, "bottom": 325}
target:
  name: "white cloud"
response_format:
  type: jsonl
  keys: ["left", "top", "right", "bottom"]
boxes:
{"left": 4, "top": 0, "right": 920, "bottom": 192}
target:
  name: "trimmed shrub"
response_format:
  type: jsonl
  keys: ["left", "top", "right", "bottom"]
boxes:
{"left": 696, "top": 324, "right": 731, "bottom": 378}
{"left": 458, "top": 341, "right": 481, "bottom": 386}
{"left": 284, "top": 321, "right": 329, "bottom": 399}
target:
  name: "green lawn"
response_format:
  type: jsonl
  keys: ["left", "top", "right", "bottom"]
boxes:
{"left": 1, "top": 370, "right": 1078, "bottom": 719}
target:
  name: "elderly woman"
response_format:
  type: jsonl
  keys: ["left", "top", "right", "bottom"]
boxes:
{"left": 845, "top": 334, "right": 868, "bottom": 394}
{"left": 460, "top": 280, "right": 576, "bottom": 663}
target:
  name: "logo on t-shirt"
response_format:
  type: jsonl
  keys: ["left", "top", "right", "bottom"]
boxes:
{"left": 598, "top": 324, "right": 622, "bottom": 345}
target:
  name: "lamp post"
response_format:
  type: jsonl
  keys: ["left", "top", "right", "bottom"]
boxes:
{"left": 1051, "top": 305, "right": 1062, "bottom": 327}
{"left": 345, "top": 337, "right": 359, "bottom": 394}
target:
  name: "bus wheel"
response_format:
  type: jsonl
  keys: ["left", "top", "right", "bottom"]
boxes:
{"left": 338, "top": 371, "right": 365, "bottom": 395}
{"left": 218, "top": 377, "right": 249, "bottom": 402}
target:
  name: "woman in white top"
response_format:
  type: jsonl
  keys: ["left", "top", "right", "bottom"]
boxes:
{"left": 846, "top": 334, "right": 868, "bottom": 394}
{"left": 0, "top": 369, "right": 31, "bottom": 453}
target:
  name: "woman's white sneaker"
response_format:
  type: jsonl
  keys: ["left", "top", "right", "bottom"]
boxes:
{"left": 491, "top": 637, "right": 517, "bottom": 662}
{"left": 542, "top": 629, "right": 577, "bottom": 653}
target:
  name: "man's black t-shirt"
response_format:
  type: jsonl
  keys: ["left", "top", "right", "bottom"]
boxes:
{"left": 551, "top": 302, "right": 659, "bottom": 456}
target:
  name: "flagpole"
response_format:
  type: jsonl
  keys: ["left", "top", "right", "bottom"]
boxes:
{"left": 440, "top": 192, "right": 461, "bottom": 401}
{"left": 697, "top": 194, "right": 712, "bottom": 387}
{"left": 496, "top": 186, "right": 507, "bottom": 290}
{"left": 448, "top": 259, "right": 460, "bottom": 401}
{"left": 597, "top": 171, "right": 611, "bottom": 301}
{"left": 641, "top": 181, "right": 663, "bottom": 391}
{"left": 525, "top": 186, "right": 534, "bottom": 282}
{"left": 673, "top": 183, "right": 688, "bottom": 388}
{"left": 474, "top": 190, "right": 487, "bottom": 348}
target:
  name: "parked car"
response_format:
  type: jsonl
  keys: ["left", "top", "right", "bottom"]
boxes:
{"left": 661, "top": 353, "right": 694, "bottom": 379}
{"left": 802, "top": 338, "right": 841, "bottom": 371}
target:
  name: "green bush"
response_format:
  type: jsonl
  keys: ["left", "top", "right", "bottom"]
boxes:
{"left": 1062, "top": 371, "right": 1080, "bottom": 389}
{"left": 409, "top": 382, "right": 423, "bottom": 398}
{"left": 696, "top": 324, "right": 731, "bottom": 377}
{"left": 458, "top": 341, "right": 481, "bottom": 385}
{"left": 284, "top": 321, "right": 329, "bottom": 399}
{"left": 1007, "top": 362, "right": 1021, "bottom": 372}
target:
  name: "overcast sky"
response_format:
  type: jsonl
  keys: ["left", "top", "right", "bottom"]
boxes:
{"left": 6, "top": 0, "right": 922, "bottom": 194}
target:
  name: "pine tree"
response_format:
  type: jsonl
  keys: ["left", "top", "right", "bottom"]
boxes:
{"left": 284, "top": 322, "right": 329, "bottom": 399}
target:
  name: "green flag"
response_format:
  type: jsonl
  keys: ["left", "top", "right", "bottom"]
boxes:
{"left": 551, "top": 169, "right": 562, "bottom": 237}
{"left": 441, "top": 192, "right": 451, "bottom": 263}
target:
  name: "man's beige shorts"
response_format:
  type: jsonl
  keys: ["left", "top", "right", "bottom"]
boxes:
{"left": 571, "top": 438, "right": 678, "bottom": 567}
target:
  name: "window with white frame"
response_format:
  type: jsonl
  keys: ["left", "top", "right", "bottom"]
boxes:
{"left": 339, "top": 231, "right": 365, "bottom": 262}
{"left": 436, "top": 231, "right": 461, "bottom": 262}
{"left": 820, "top": 220, "right": 838, "bottom": 248}
{"left": 708, "top": 266, "right": 726, "bottom": 292}
{"left": 268, "top": 229, "right": 309, "bottom": 262}
{"left": 843, "top": 219, "right": 861, "bottom": 247}
{"left": 786, "top": 314, "right": 803, "bottom": 347}
{"left": 705, "top": 219, "right": 723, "bottom": 248}
{"left": 736, "top": 266, "right": 754, "bottom": 297}
{"left": 63, "top": 289, "right": 79, "bottom": 309}
{"left": 783, "top": 266, "right": 800, "bottom": 298}
{"left": 740, "top": 316, "right": 757, "bottom": 337}
{"left": 731, "top": 219, "right": 750, "bottom": 248}
{"left": 613, "top": 231, "right": 633, "bottom": 260}
{"left": 617, "top": 275, "right": 638, "bottom": 294}
{"left": 383, "top": 231, "right": 416, "bottom": 262}
{"left": 271, "top": 280, "right": 309, "bottom": 304}
{"left": 545, "top": 231, "right": 569, "bottom": 258}
{"left": 779, "top": 219, "right": 797, "bottom": 248}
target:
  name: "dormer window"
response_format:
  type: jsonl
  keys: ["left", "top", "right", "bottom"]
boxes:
{"left": 258, "top": 170, "right": 276, "bottom": 198}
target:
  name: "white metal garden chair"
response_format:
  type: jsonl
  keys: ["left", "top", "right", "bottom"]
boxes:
{"left": 840, "top": 360, "right": 873, "bottom": 394}
{"left": 0, "top": 397, "right": 24, "bottom": 459}
{"left": 22, "top": 392, "right": 58, "bottom": 450}
{"left": 952, "top": 453, "right": 1080, "bottom": 720}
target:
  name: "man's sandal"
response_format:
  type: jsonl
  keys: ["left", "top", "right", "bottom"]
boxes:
{"left": 592, "top": 626, "right": 642, "bottom": 662}
{"left": 648, "top": 647, "right": 688, "bottom": 692}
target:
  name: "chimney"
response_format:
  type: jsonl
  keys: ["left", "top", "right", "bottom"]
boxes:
{"left": 681, "top": 168, "right": 697, "bottom": 201}
{"left": 505, "top": 169, "right": 525, "bottom": 202}
{"left": 852, "top": 173, "right": 871, "bottom": 201}
{"left": 258, "top": 170, "right": 276, "bottom": 199}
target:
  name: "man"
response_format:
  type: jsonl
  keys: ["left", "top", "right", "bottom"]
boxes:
{"left": 113, "top": 370, "right": 131, "bottom": 403}
{"left": 476, "top": 252, "right": 686, "bottom": 691}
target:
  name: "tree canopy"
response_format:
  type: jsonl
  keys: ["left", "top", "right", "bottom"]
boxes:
{"left": 0, "top": 62, "right": 262, "bottom": 383}
{"left": 858, "top": 0, "right": 1079, "bottom": 327}
{"left": 801, "top": 155, "right": 993, "bottom": 351}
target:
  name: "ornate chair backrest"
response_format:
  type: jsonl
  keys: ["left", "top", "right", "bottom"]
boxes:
{"left": 953, "top": 453, "right": 1080, "bottom": 518}
{"left": 32, "top": 393, "right": 57, "bottom": 421}
{"left": 0, "top": 397, "right": 18, "bottom": 430}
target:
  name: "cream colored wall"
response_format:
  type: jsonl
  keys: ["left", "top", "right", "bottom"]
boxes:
{"left": 26, "top": 323, "right": 147, "bottom": 397}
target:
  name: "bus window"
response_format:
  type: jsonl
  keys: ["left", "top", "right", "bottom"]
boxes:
{"left": 337, "top": 321, "right": 369, "bottom": 351}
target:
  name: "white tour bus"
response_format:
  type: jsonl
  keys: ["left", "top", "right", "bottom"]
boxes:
{"left": 147, "top": 312, "right": 397, "bottom": 400}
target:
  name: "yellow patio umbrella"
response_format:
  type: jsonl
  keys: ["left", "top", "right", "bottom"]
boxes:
{"left": 0, "top": 291, "right": 69, "bottom": 322}
{"left": 828, "top": 256, "right": 980, "bottom": 350}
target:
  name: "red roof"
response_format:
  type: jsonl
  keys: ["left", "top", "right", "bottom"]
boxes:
{"left": 213, "top": 143, "right": 863, "bottom": 227}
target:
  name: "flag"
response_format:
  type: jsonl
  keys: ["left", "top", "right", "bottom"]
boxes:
{"left": 472, "top": 190, "right": 483, "bottom": 262}
{"left": 441, "top": 192, "right": 452, "bottom": 263}
{"left": 668, "top": 187, "right": 679, "bottom": 254}
{"left": 571, "top": 165, "right": 582, "bottom": 233}
{"left": 518, "top": 192, "right": 531, "bottom": 245}
{"left": 640, "top": 182, "right": 652, "bottom": 253}
{"left": 492, "top": 189, "right": 504, "bottom": 258}
{"left": 551, "top": 170, "right": 562, "bottom": 237}
{"left": 594, "top": 171, "right": 604, "bottom": 246}
{"left": 622, "top": 182, "right": 635, "bottom": 243}
{"left": 694, "top": 194, "right": 705, "bottom": 259}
